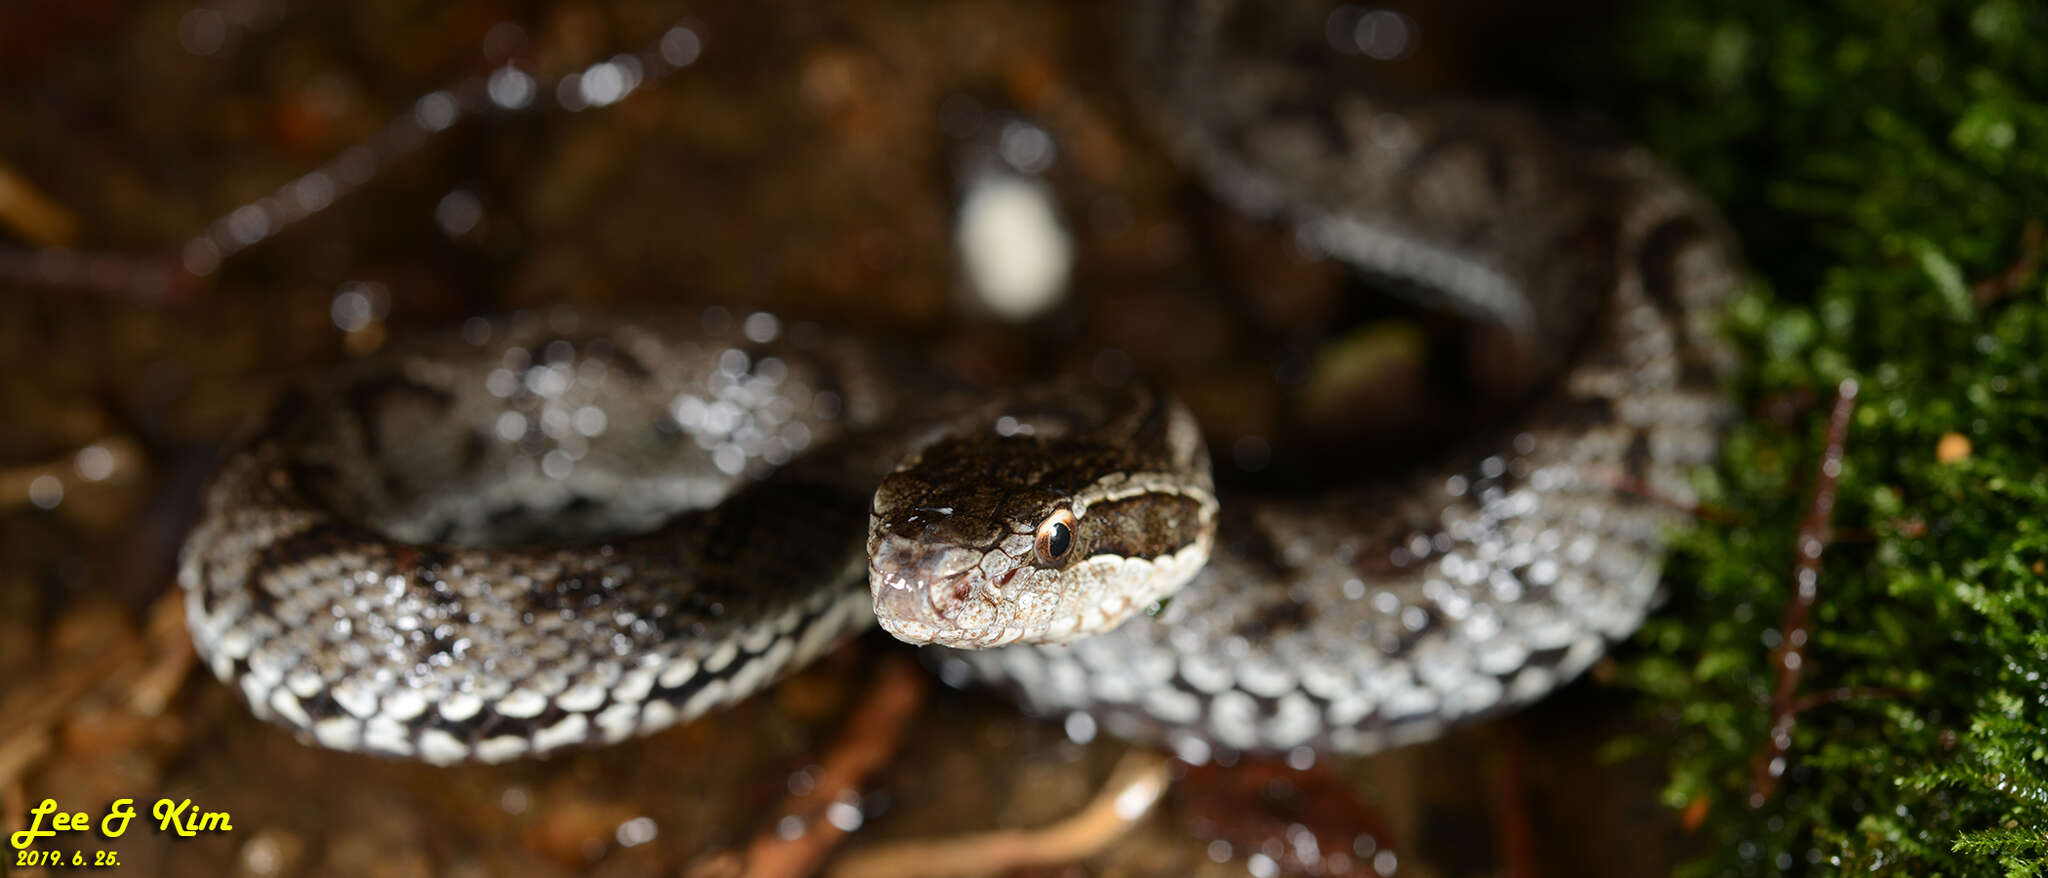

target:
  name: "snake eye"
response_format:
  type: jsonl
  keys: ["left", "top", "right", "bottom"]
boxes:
{"left": 1035, "top": 508, "right": 1078, "bottom": 565}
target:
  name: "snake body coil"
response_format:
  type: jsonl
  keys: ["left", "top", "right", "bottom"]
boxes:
{"left": 179, "top": 1, "right": 1739, "bottom": 763}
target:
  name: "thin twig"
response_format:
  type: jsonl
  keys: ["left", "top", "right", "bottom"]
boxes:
{"left": 0, "top": 161, "right": 80, "bottom": 246}
{"left": 1972, "top": 219, "right": 2044, "bottom": 306}
{"left": 1830, "top": 517, "right": 1927, "bottom": 544}
{"left": 1749, "top": 378, "right": 1857, "bottom": 807}
{"left": 828, "top": 749, "right": 1171, "bottom": 878}
{"left": 1788, "top": 686, "right": 1904, "bottom": 715}
{"left": 691, "top": 652, "right": 928, "bottom": 878}
{"left": 132, "top": 589, "right": 197, "bottom": 715}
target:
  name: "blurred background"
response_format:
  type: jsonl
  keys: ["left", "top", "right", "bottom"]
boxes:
{"left": 0, "top": 1, "right": 1698, "bottom": 875}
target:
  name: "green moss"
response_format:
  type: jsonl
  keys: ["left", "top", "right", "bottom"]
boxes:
{"left": 1598, "top": 0, "right": 2048, "bottom": 872}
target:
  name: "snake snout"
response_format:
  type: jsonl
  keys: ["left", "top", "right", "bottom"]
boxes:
{"left": 869, "top": 534, "right": 987, "bottom": 645}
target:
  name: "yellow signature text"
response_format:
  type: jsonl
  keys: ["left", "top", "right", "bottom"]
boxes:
{"left": 10, "top": 796, "right": 228, "bottom": 849}
{"left": 151, "top": 798, "right": 233, "bottom": 837}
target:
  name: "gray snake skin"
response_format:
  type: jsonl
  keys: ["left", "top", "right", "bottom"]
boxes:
{"left": 178, "top": 0, "right": 1740, "bottom": 764}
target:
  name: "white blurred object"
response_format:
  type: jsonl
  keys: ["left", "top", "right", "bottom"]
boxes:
{"left": 955, "top": 171, "right": 1073, "bottom": 322}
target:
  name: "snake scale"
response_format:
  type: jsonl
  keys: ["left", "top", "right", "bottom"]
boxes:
{"left": 178, "top": 0, "right": 1740, "bottom": 765}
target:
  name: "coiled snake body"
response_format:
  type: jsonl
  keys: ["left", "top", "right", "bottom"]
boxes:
{"left": 179, "top": 1, "right": 1740, "bottom": 764}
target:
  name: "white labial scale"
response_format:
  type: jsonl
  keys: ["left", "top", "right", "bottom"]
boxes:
{"left": 874, "top": 612, "right": 936, "bottom": 645}
{"left": 1081, "top": 606, "right": 1112, "bottom": 638}
{"left": 978, "top": 549, "right": 1010, "bottom": 582}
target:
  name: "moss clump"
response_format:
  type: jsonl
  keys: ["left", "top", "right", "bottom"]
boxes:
{"left": 1595, "top": 0, "right": 2048, "bottom": 873}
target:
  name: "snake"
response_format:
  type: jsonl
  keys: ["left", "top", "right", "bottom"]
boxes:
{"left": 177, "top": 0, "right": 1740, "bottom": 765}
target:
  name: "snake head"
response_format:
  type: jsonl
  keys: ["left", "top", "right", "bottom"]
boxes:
{"left": 866, "top": 387, "right": 1217, "bottom": 649}
{"left": 867, "top": 433, "right": 1073, "bottom": 649}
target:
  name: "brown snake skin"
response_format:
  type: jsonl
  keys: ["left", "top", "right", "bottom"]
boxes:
{"left": 178, "top": 0, "right": 1741, "bottom": 763}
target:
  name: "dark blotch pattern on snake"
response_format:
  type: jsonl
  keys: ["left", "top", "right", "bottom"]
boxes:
{"left": 178, "top": 0, "right": 1741, "bottom": 764}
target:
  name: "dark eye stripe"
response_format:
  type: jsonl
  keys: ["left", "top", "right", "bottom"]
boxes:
{"left": 1068, "top": 494, "right": 1209, "bottom": 562}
